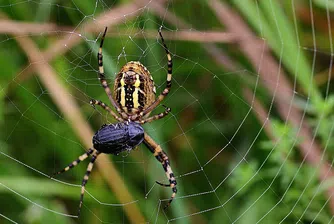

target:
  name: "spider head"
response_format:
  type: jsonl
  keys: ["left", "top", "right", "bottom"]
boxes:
{"left": 123, "top": 71, "right": 138, "bottom": 85}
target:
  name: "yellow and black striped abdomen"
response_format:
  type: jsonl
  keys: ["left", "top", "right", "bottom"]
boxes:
{"left": 114, "top": 61, "right": 156, "bottom": 114}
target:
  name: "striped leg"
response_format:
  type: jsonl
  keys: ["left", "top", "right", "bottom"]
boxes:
{"left": 90, "top": 99, "right": 123, "bottom": 122}
{"left": 139, "top": 106, "right": 171, "bottom": 124}
{"left": 78, "top": 151, "right": 100, "bottom": 216}
{"left": 143, "top": 133, "right": 177, "bottom": 210}
{"left": 139, "top": 28, "right": 173, "bottom": 118}
{"left": 52, "top": 148, "right": 95, "bottom": 177}
{"left": 98, "top": 27, "right": 128, "bottom": 120}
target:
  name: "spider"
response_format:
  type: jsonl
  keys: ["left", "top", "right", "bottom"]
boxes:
{"left": 53, "top": 27, "right": 176, "bottom": 216}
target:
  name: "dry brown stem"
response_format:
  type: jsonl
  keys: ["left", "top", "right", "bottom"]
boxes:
{"left": 0, "top": 20, "right": 240, "bottom": 43}
{"left": 209, "top": 0, "right": 334, "bottom": 213}
{"left": 14, "top": 34, "right": 145, "bottom": 223}
{"left": 135, "top": 0, "right": 240, "bottom": 71}
{"left": 9, "top": 2, "right": 149, "bottom": 222}
{"left": 0, "top": 20, "right": 73, "bottom": 34}
{"left": 13, "top": 1, "right": 147, "bottom": 84}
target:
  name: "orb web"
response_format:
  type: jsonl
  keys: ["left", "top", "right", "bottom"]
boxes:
{"left": 0, "top": 0, "right": 333, "bottom": 223}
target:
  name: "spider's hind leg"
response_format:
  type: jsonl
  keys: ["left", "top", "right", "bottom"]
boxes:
{"left": 78, "top": 151, "right": 100, "bottom": 216}
{"left": 143, "top": 133, "right": 177, "bottom": 210}
{"left": 52, "top": 148, "right": 95, "bottom": 177}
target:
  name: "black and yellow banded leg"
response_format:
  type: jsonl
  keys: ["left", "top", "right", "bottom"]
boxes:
{"left": 139, "top": 106, "right": 171, "bottom": 124}
{"left": 78, "top": 152, "right": 100, "bottom": 216}
{"left": 156, "top": 154, "right": 177, "bottom": 210}
{"left": 98, "top": 27, "right": 128, "bottom": 120}
{"left": 52, "top": 148, "right": 95, "bottom": 177}
{"left": 139, "top": 28, "right": 173, "bottom": 118}
{"left": 143, "top": 133, "right": 177, "bottom": 210}
{"left": 90, "top": 99, "right": 123, "bottom": 122}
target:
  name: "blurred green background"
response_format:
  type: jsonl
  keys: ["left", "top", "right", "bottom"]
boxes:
{"left": 1, "top": 0, "right": 334, "bottom": 223}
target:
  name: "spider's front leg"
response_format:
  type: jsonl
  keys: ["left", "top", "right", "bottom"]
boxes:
{"left": 139, "top": 28, "right": 173, "bottom": 118}
{"left": 98, "top": 27, "right": 128, "bottom": 120}
{"left": 143, "top": 133, "right": 177, "bottom": 210}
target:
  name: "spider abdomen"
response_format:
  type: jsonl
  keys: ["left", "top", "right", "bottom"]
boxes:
{"left": 92, "top": 122, "right": 144, "bottom": 155}
{"left": 114, "top": 61, "right": 156, "bottom": 114}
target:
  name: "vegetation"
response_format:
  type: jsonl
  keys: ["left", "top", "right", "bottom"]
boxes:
{"left": 0, "top": 0, "right": 334, "bottom": 223}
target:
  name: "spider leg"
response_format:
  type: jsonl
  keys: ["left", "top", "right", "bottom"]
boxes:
{"left": 143, "top": 133, "right": 177, "bottom": 210}
{"left": 90, "top": 99, "right": 124, "bottom": 122}
{"left": 98, "top": 27, "right": 128, "bottom": 119}
{"left": 78, "top": 151, "right": 100, "bottom": 217}
{"left": 52, "top": 148, "right": 95, "bottom": 177}
{"left": 156, "top": 181, "right": 171, "bottom": 187}
{"left": 138, "top": 106, "right": 171, "bottom": 124}
{"left": 155, "top": 177, "right": 177, "bottom": 192}
{"left": 138, "top": 28, "right": 173, "bottom": 118}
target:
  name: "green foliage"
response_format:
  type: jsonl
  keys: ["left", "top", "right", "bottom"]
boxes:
{"left": 0, "top": 0, "right": 333, "bottom": 223}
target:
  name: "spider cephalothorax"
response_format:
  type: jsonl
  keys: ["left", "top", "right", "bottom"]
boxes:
{"left": 53, "top": 27, "right": 176, "bottom": 217}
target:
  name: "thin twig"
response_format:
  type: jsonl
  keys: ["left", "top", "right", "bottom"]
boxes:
{"left": 0, "top": 20, "right": 240, "bottom": 43}
{"left": 0, "top": 20, "right": 73, "bottom": 34}
{"left": 209, "top": 0, "right": 334, "bottom": 214}
{"left": 14, "top": 35, "right": 146, "bottom": 223}
{"left": 135, "top": 0, "right": 240, "bottom": 71}
{"left": 7, "top": 2, "right": 148, "bottom": 222}
{"left": 12, "top": 1, "right": 147, "bottom": 85}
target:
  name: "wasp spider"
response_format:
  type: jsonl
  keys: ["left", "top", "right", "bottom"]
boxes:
{"left": 53, "top": 27, "right": 176, "bottom": 216}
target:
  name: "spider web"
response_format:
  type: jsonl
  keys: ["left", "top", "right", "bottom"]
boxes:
{"left": 1, "top": 0, "right": 334, "bottom": 223}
